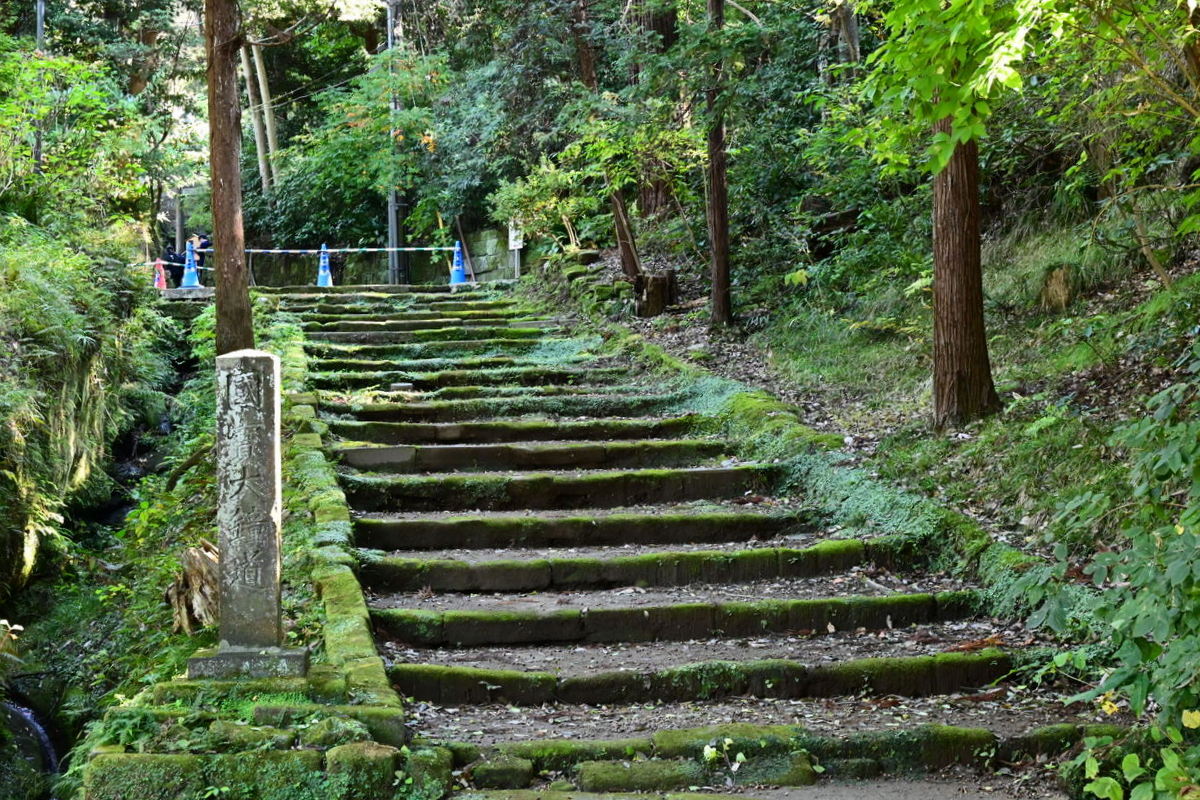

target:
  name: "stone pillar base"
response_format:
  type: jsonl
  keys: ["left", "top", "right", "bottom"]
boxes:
{"left": 187, "top": 646, "right": 309, "bottom": 679}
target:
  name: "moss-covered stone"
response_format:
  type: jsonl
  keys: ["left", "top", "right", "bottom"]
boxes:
{"left": 201, "top": 751, "right": 327, "bottom": 799}
{"left": 207, "top": 719, "right": 296, "bottom": 750}
{"left": 575, "top": 759, "right": 705, "bottom": 792}
{"left": 388, "top": 663, "right": 556, "bottom": 705}
{"left": 800, "top": 724, "right": 996, "bottom": 771}
{"left": 498, "top": 737, "right": 653, "bottom": 771}
{"left": 298, "top": 715, "right": 372, "bottom": 747}
{"left": 406, "top": 746, "right": 454, "bottom": 800}
{"left": 733, "top": 751, "right": 817, "bottom": 786}
{"left": 472, "top": 755, "right": 535, "bottom": 789}
{"left": 651, "top": 724, "right": 804, "bottom": 759}
{"left": 84, "top": 753, "right": 205, "bottom": 800}
{"left": 326, "top": 741, "right": 401, "bottom": 800}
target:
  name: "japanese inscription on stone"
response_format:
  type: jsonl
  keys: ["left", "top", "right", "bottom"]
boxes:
{"left": 216, "top": 349, "right": 282, "bottom": 648}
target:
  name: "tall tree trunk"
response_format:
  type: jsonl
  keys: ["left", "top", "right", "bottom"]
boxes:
{"left": 707, "top": 0, "right": 732, "bottom": 327}
{"left": 634, "top": 1, "right": 678, "bottom": 219}
{"left": 932, "top": 118, "right": 999, "bottom": 428}
{"left": 833, "top": 1, "right": 860, "bottom": 67}
{"left": 251, "top": 44, "right": 280, "bottom": 184}
{"left": 573, "top": 0, "right": 642, "bottom": 281}
{"left": 240, "top": 45, "right": 272, "bottom": 196}
{"left": 206, "top": 0, "right": 255, "bottom": 354}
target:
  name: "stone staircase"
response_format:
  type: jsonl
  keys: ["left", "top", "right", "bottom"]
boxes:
{"left": 276, "top": 283, "right": 1110, "bottom": 798}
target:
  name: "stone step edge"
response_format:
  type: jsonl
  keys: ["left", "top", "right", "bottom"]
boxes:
{"left": 352, "top": 506, "right": 809, "bottom": 551}
{"left": 370, "top": 590, "right": 977, "bottom": 647}
{"left": 309, "top": 326, "right": 559, "bottom": 343}
{"left": 341, "top": 464, "right": 776, "bottom": 513}
{"left": 263, "top": 283, "right": 503, "bottom": 294}
{"left": 389, "top": 649, "right": 1011, "bottom": 705}
{"left": 358, "top": 538, "right": 890, "bottom": 593}
{"left": 312, "top": 366, "right": 632, "bottom": 388}
{"left": 303, "top": 338, "right": 551, "bottom": 354}
{"left": 334, "top": 438, "right": 728, "bottom": 473}
{"left": 324, "top": 415, "right": 702, "bottom": 446}
{"left": 416, "top": 720, "right": 1124, "bottom": 784}
{"left": 303, "top": 319, "right": 557, "bottom": 333}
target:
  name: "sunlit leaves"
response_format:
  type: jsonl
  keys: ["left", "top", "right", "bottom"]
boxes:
{"left": 868, "top": 0, "right": 1063, "bottom": 171}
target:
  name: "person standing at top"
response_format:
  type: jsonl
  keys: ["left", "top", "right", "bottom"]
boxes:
{"left": 163, "top": 243, "right": 186, "bottom": 288}
{"left": 189, "top": 232, "right": 212, "bottom": 267}
{"left": 186, "top": 232, "right": 212, "bottom": 285}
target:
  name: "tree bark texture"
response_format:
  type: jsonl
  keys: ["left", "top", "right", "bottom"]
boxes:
{"left": 707, "top": 0, "right": 732, "bottom": 327}
{"left": 833, "top": 1, "right": 860, "bottom": 67}
{"left": 206, "top": 0, "right": 255, "bottom": 354}
{"left": 634, "top": 2, "right": 679, "bottom": 219}
{"left": 932, "top": 118, "right": 999, "bottom": 428}
{"left": 573, "top": 0, "right": 642, "bottom": 281}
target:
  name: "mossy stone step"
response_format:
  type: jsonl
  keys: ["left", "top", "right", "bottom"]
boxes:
{"left": 342, "top": 464, "right": 776, "bottom": 512}
{"left": 311, "top": 366, "right": 627, "bottom": 392}
{"left": 335, "top": 439, "right": 727, "bottom": 472}
{"left": 328, "top": 416, "right": 699, "bottom": 446}
{"left": 302, "top": 317, "right": 533, "bottom": 333}
{"left": 281, "top": 297, "right": 518, "bottom": 311}
{"left": 432, "top": 721, "right": 1122, "bottom": 781}
{"left": 413, "top": 384, "right": 638, "bottom": 401}
{"left": 304, "top": 317, "right": 552, "bottom": 333}
{"left": 309, "top": 325, "right": 555, "bottom": 344}
{"left": 354, "top": 505, "right": 801, "bottom": 550}
{"left": 305, "top": 339, "right": 551, "bottom": 360}
{"left": 297, "top": 309, "right": 531, "bottom": 323}
{"left": 263, "top": 283, "right": 492, "bottom": 295}
{"left": 388, "top": 650, "right": 1009, "bottom": 706}
{"left": 357, "top": 539, "right": 862, "bottom": 592}
{"left": 371, "top": 590, "right": 975, "bottom": 646}
{"left": 309, "top": 355, "right": 589, "bottom": 373}
{"left": 324, "top": 392, "right": 673, "bottom": 423}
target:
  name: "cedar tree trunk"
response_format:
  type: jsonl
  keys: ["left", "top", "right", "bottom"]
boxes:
{"left": 932, "top": 118, "right": 999, "bottom": 428}
{"left": 707, "top": 0, "right": 732, "bottom": 327}
{"left": 573, "top": 0, "right": 642, "bottom": 281}
{"left": 206, "top": 0, "right": 255, "bottom": 354}
{"left": 634, "top": 2, "right": 678, "bottom": 218}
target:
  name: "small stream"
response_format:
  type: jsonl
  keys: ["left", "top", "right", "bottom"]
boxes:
{"left": 2, "top": 698, "right": 61, "bottom": 798}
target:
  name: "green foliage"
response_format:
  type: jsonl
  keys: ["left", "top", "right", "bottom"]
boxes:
{"left": 0, "top": 35, "right": 160, "bottom": 230}
{"left": 868, "top": 0, "right": 1061, "bottom": 171}
{"left": 0, "top": 216, "right": 175, "bottom": 598}
{"left": 1025, "top": 341, "right": 1200, "bottom": 725}
{"left": 248, "top": 49, "right": 448, "bottom": 246}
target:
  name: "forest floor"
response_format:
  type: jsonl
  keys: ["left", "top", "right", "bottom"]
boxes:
{"left": 601, "top": 248, "right": 1200, "bottom": 556}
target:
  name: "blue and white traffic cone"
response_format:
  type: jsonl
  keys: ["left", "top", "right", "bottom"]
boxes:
{"left": 317, "top": 243, "right": 334, "bottom": 288}
{"left": 181, "top": 240, "right": 202, "bottom": 288}
{"left": 449, "top": 241, "right": 469, "bottom": 286}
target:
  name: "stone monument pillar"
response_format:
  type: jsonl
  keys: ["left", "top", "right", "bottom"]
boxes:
{"left": 188, "top": 350, "right": 307, "bottom": 679}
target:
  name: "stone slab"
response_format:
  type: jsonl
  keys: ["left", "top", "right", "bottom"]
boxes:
{"left": 160, "top": 287, "right": 215, "bottom": 300}
{"left": 215, "top": 349, "right": 283, "bottom": 650}
{"left": 187, "top": 646, "right": 309, "bottom": 679}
